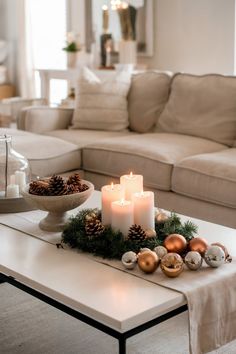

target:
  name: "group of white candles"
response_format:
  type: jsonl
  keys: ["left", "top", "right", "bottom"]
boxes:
{"left": 6, "top": 171, "right": 26, "bottom": 198}
{"left": 101, "top": 172, "right": 154, "bottom": 238}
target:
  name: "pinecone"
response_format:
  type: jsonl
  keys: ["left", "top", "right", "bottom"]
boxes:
{"left": 66, "top": 184, "right": 80, "bottom": 195}
{"left": 78, "top": 183, "right": 89, "bottom": 192}
{"left": 67, "top": 173, "right": 81, "bottom": 186}
{"left": 128, "top": 224, "right": 146, "bottom": 242}
{"left": 48, "top": 175, "right": 67, "bottom": 196}
{"left": 29, "top": 180, "right": 49, "bottom": 196}
{"left": 85, "top": 219, "right": 105, "bottom": 238}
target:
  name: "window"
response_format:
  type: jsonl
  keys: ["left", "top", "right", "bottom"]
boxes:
{"left": 29, "top": 0, "right": 67, "bottom": 103}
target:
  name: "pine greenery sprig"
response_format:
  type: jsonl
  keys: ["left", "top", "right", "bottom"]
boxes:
{"left": 61, "top": 209, "right": 198, "bottom": 259}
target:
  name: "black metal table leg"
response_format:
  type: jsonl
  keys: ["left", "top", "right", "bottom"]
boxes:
{"left": 0, "top": 274, "right": 5, "bottom": 284}
{"left": 119, "top": 336, "right": 126, "bottom": 354}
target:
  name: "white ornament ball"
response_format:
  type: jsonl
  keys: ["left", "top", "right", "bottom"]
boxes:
{"left": 204, "top": 246, "right": 225, "bottom": 268}
{"left": 145, "top": 228, "right": 157, "bottom": 238}
{"left": 185, "top": 251, "right": 202, "bottom": 270}
{"left": 153, "top": 246, "right": 168, "bottom": 259}
{"left": 121, "top": 251, "right": 137, "bottom": 270}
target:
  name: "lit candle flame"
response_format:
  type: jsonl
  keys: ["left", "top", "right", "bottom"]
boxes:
{"left": 130, "top": 171, "right": 133, "bottom": 177}
{"left": 102, "top": 4, "right": 108, "bottom": 10}
{"left": 111, "top": 182, "right": 114, "bottom": 189}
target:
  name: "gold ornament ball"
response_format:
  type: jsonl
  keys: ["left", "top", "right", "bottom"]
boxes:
{"left": 139, "top": 247, "right": 151, "bottom": 253}
{"left": 145, "top": 228, "right": 157, "bottom": 238}
{"left": 160, "top": 253, "right": 184, "bottom": 278}
{"left": 189, "top": 237, "right": 208, "bottom": 256}
{"left": 138, "top": 250, "right": 159, "bottom": 274}
{"left": 155, "top": 211, "right": 169, "bottom": 224}
{"left": 163, "top": 234, "right": 187, "bottom": 254}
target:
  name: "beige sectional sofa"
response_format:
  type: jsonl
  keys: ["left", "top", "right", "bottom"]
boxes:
{"left": 3, "top": 72, "right": 236, "bottom": 228}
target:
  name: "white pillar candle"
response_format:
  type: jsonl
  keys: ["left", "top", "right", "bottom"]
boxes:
{"left": 120, "top": 172, "right": 143, "bottom": 201}
{"left": 133, "top": 191, "right": 155, "bottom": 230}
{"left": 15, "top": 171, "right": 26, "bottom": 191}
{"left": 6, "top": 184, "right": 19, "bottom": 198}
{"left": 10, "top": 174, "right": 15, "bottom": 185}
{"left": 101, "top": 183, "right": 125, "bottom": 225}
{"left": 111, "top": 199, "right": 134, "bottom": 238}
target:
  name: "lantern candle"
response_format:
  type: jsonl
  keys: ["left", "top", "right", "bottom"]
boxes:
{"left": 133, "top": 191, "right": 154, "bottom": 230}
{"left": 102, "top": 4, "right": 109, "bottom": 33}
{"left": 101, "top": 183, "right": 125, "bottom": 225}
{"left": 6, "top": 184, "right": 19, "bottom": 198}
{"left": 15, "top": 171, "right": 26, "bottom": 191}
{"left": 111, "top": 199, "right": 134, "bottom": 238}
{"left": 120, "top": 172, "right": 143, "bottom": 201}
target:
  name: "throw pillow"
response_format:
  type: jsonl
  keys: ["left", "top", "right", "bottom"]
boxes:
{"left": 128, "top": 71, "right": 172, "bottom": 133}
{"left": 157, "top": 73, "right": 236, "bottom": 146}
{"left": 71, "top": 67, "right": 131, "bottom": 131}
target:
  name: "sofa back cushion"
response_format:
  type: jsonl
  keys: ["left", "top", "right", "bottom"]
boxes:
{"left": 71, "top": 67, "right": 131, "bottom": 131}
{"left": 128, "top": 72, "right": 171, "bottom": 133}
{"left": 157, "top": 73, "right": 236, "bottom": 146}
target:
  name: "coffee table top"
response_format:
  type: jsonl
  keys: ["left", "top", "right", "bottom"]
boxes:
{"left": 0, "top": 191, "right": 235, "bottom": 332}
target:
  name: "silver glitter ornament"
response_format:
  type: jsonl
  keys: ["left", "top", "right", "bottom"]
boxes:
{"left": 153, "top": 246, "right": 168, "bottom": 259}
{"left": 204, "top": 246, "right": 225, "bottom": 268}
{"left": 185, "top": 251, "right": 202, "bottom": 270}
{"left": 121, "top": 251, "right": 137, "bottom": 269}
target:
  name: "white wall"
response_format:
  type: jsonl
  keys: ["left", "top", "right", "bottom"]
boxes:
{"left": 139, "top": 0, "right": 235, "bottom": 74}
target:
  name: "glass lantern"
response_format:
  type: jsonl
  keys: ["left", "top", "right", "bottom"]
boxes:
{"left": 0, "top": 134, "right": 30, "bottom": 199}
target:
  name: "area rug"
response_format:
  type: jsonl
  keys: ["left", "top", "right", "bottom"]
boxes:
{"left": 0, "top": 284, "right": 235, "bottom": 354}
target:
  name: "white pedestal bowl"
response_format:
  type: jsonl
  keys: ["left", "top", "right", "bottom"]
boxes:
{"left": 22, "top": 180, "right": 94, "bottom": 232}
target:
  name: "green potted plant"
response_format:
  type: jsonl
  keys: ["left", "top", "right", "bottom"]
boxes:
{"left": 63, "top": 32, "right": 81, "bottom": 68}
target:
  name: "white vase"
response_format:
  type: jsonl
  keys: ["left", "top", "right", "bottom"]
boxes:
{"left": 119, "top": 40, "right": 137, "bottom": 66}
{"left": 67, "top": 52, "right": 77, "bottom": 68}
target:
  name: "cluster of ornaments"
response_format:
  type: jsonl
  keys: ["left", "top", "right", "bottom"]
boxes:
{"left": 122, "top": 233, "right": 231, "bottom": 278}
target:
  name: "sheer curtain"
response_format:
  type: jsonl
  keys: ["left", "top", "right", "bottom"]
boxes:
{"left": 16, "top": 0, "right": 67, "bottom": 100}
{"left": 16, "top": 0, "right": 35, "bottom": 98}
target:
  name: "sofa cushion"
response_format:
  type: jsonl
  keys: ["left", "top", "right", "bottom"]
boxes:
{"left": 44, "top": 129, "right": 133, "bottom": 147}
{"left": 71, "top": 67, "right": 131, "bottom": 131}
{"left": 128, "top": 72, "right": 171, "bottom": 133}
{"left": 172, "top": 149, "right": 236, "bottom": 208}
{"left": 157, "top": 73, "right": 236, "bottom": 146}
{"left": 0, "top": 128, "right": 81, "bottom": 177}
{"left": 83, "top": 133, "right": 225, "bottom": 191}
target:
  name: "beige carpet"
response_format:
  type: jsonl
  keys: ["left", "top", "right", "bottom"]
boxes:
{"left": 0, "top": 283, "right": 235, "bottom": 354}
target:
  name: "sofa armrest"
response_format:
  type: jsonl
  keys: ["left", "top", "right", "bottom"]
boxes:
{"left": 17, "top": 106, "right": 74, "bottom": 134}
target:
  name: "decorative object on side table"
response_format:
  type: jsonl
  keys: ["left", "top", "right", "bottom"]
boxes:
{"left": 0, "top": 134, "right": 32, "bottom": 212}
{"left": 22, "top": 173, "right": 94, "bottom": 232}
{"left": 63, "top": 32, "right": 81, "bottom": 69}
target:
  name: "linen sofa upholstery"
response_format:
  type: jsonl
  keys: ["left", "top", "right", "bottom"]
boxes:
{"left": 14, "top": 71, "right": 236, "bottom": 228}
{"left": 44, "top": 129, "right": 134, "bottom": 148}
{"left": 0, "top": 128, "right": 81, "bottom": 177}
{"left": 172, "top": 149, "right": 236, "bottom": 208}
{"left": 83, "top": 133, "right": 226, "bottom": 191}
{"left": 157, "top": 73, "right": 236, "bottom": 146}
{"left": 18, "top": 106, "right": 73, "bottom": 133}
{"left": 128, "top": 72, "right": 171, "bottom": 133}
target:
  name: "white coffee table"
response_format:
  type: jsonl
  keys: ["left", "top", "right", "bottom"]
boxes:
{"left": 0, "top": 191, "right": 236, "bottom": 354}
